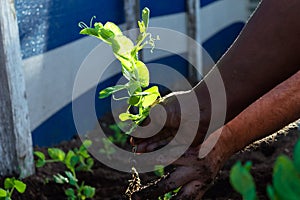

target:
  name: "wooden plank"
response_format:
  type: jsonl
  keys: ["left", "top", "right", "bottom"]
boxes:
{"left": 124, "top": 0, "right": 140, "bottom": 41}
{"left": 0, "top": 0, "right": 34, "bottom": 177}
{"left": 187, "top": 0, "right": 202, "bottom": 83}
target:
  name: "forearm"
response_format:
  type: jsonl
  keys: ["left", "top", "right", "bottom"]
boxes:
{"left": 195, "top": 0, "right": 300, "bottom": 124}
{"left": 216, "top": 70, "right": 300, "bottom": 160}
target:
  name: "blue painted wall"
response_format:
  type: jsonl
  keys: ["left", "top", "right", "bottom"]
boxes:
{"left": 15, "top": 0, "right": 245, "bottom": 146}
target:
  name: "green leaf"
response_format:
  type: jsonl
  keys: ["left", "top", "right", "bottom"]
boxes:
{"left": 121, "top": 64, "right": 132, "bottom": 80}
{"left": 34, "top": 151, "right": 45, "bottom": 160}
{"left": 99, "top": 85, "right": 127, "bottom": 99}
{"left": 230, "top": 161, "right": 257, "bottom": 200}
{"left": 4, "top": 178, "right": 14, "bottom": 190}
{"left": 86, "top": 158, "right": 94, "bottom": 169}
{"left": 154, "top": 165, "right": 165, "bottom": 177}
{"left": 119, "top": 113, "right": 140, "bottom": 121}
{"left": 48, "top": 148, "right": 66, "bottom": 162}
{"left": 266, "top": 185, "right": 277, "bottom": 200}
{"left": 65, "top": 188, "right": 75, "bottom": 198}
{"left": 82, "top": 186, "right": 96, "bottom": 198}
{"left": 135, "top": 61, "right": 149, "bottom": 87}
{"left": 98, "top": 28, "right": 115, "bottom": 42}
{"left": 272, "top": 155, "right": 300, "bottom": 200}
{"left": 138, "top": 21, "right": 146, "bottom": 33}
{"left": 34, "top": 151, "right": 46, "bottom": 167}
{"left": 65, "top": 151, "right": 80, "bottom": 173}
{"left": 293, "top": 139, "right": 300, "bottom": 173}
{"left": 111, "top": 35, "right": 134, "bottom": 58}
{"left": 14, "top": 180, "right": 26, "bottom": 193}
{"left": 53, "top": 174, "right": 68, "bottom": 184}
{"left": 82, "top": 140, "right": 92, "bottom": 149}
{"left": 65, "top": 171, "right": 78, "bottom": 186}
{"left": 128, "top": 80, "right": 141, "bottom": 95}
{"left": 0, "top": 189, "right": 7, "bottom": 197}
{"left": 142, "top": 86, "right": 160, "bottom": 108}
{"left": 104, "top": 22, "right": 122, "bottom": 36}
{"left": 142, "top": 7, "right": 150, "bottom": 29}
{"left": 79, "top": 28, "right": 99, "bottom": 37}
{"left": 128, "top": 96, "right": 141, "bottom": 106}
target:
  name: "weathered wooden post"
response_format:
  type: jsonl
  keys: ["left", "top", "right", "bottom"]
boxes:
{"left": 0, "top": 0, "right": 34, "bottom": 177}
{"left": 187, "top": 0, "right": 202, "bottom": 83}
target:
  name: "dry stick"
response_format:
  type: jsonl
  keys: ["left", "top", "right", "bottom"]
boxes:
{"left": 206, "top": 70, "right": 300, "bottom": 163}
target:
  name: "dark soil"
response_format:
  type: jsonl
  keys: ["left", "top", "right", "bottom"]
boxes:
{"left": 4, "top": 119, "right": 299, "bottom": 200}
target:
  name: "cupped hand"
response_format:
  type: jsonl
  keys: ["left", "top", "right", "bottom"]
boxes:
{"left": 132, "top": 127, "right": 229, "bottom": 200}
{"left": 131, "top": 89, "right": 211, "bottom": 152}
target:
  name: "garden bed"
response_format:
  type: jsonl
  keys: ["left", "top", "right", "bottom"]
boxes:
{"left": 5, "top": 119, "right": 299, "bottom": 200}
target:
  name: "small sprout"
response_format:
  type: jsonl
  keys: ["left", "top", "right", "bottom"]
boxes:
{"left": 0, "top": 177, "right": 26, "bottom": 200}
{"left": 154, "top": 165, "right": 165, "bottom": 177}
{"left": 230, "top": 139, "right": 300, "bottom": 200}
{"left": 34, "top": 140, "right": 95, "bottom": 200}
{"left": 79, "top": 7, "right": 161, "bottom": 135}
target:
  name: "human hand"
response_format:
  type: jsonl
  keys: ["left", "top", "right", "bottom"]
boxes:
{"left": 131, "top": 89, "right": 212, "bottom": 152}
{"left": 132, "top": 127, "right": 229, "bottom": 200}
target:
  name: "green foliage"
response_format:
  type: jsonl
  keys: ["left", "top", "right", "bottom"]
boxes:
{"left": 230, "top": 139, "right": 300, "bottom": 200}
{"left": 79, "top": 7, "right": 161, "bottom": 135}
{"left": 34, "top": 140, "right": 95, "bottom": 199}
{"left": 158, "top": 187, "right": 181, "bottom": 200}
{"left": 53, "top": 171, "right": 95, "bottom": 200}
{"left": 109, "top": 122, "right": 128, "bottom": 146}
{"left": 34, "top": 140, "right": 94, "bottom": 174}
{"left": 0, "top": 177, "right": 26, "bottom": 200}
{"left": 99, "top": 137, "right": 116, "bottom": 160}
{"left": 230, "top": 161, "right": 257, "bottom": 200}
{"left": 154, "top": 165, "right": 165, "bottom": 177}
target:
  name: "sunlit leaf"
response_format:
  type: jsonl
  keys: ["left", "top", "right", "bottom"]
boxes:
{"left": 135, "top": 61, "right": 149, "bottom": 87}
{"left": 111, "top": 35, "right": 134, "bottom": 58}
{"left": 4, "top": 178, "right": 14, "bottom": 190}
{"left": 104, "top": 22, "right": 122, "bottom": 36}
{"left": 14, "top": 180, "right": 26, "bottom": 193}
{"left": 0, "top": 189, "right": 6, "bottom": 197}
{"left": 142, "top": 7, "right": 150, "bottom": 28}
{"left": 79, "top": 28, "right": 99, "bottom": 37}
{"left": 119, "top": 113, "right": 140, "bottom": 121}
{"left": 99, "top": 85, "right": 127, "bottom": 99}
{"left": 48, "top": 148, "right": 66, "bottom": 162}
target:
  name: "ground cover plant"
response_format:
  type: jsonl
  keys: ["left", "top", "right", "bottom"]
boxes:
{"left": 0, "top": 178, "right": 26, "bottom": 200}
{"left": 230, "top": 135, "right": 300, "bottom": 200}
{"left": 34, "top": 140, "right": 95, "bottom": 200}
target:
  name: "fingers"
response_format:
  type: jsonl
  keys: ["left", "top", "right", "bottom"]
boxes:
{"left": 131, "top": 128, "right": 175, "bottom": 153}
{"left": 133, "top": 166, "right": 196, "bottom": 199}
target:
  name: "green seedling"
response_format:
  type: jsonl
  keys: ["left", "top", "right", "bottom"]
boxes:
{"left": 154, "top": 165, "right": 165, "bottom": 177}
{"left": 53, "top": 171, "right": 95, "bottom": 200}
{"left": 153, "top": 165, "right": 181, "bottom": 200}
{"left": 0, "top": 178, "right": 26, "bottom": 200}
{"left": 34, "top": 140, "right": 94, "bottom": 174}
{"left": 230, "top": 138, "right": 300, "bottom": 200}
{"left": 158, "top": 187, "right": 181, "bottom": 200}
{"left": 79, "top": 7, "right": 161, "bottom": 135}
{"left": 99, "top": 137, "right": 116, "bottom": 160}
{"left": 109, "top": 122, "right": 128, "bottom": 146}
{"left": 34, "top": 140, "right": 95, "bottom": 199}
{"left": 230, "top": 161, "right": 257, "bottom": 200}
